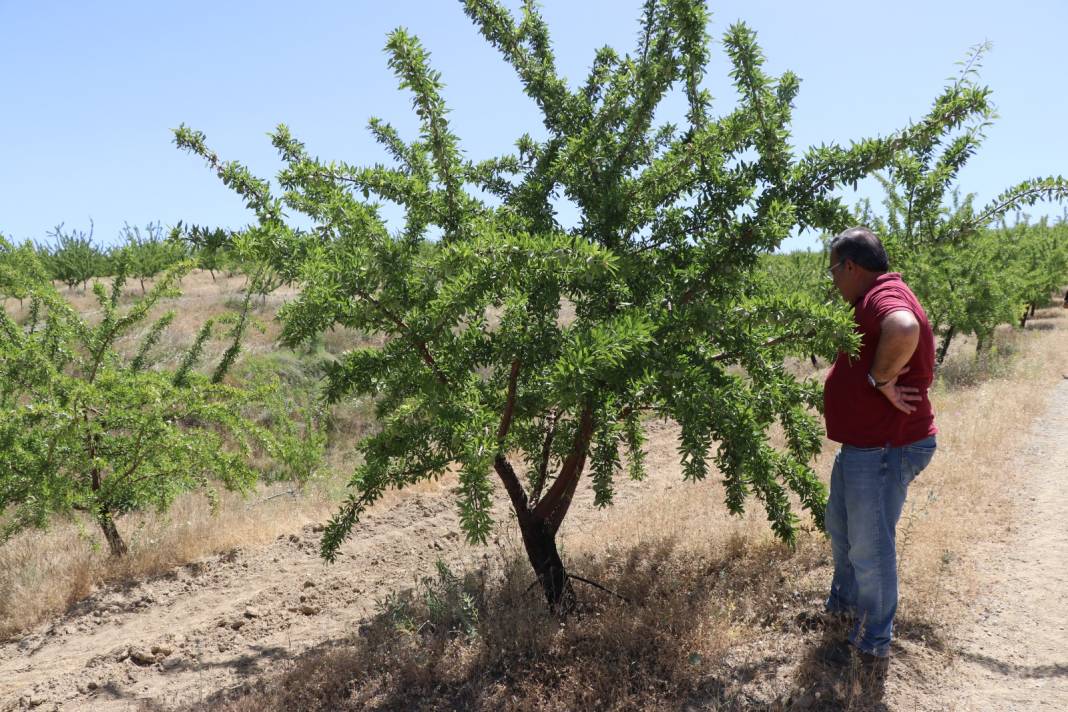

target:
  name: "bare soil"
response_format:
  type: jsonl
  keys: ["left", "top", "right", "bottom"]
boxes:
{"left": 920, "top": 378, "right": 1068, "bottom": 711}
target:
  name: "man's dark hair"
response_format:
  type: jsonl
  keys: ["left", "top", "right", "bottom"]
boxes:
{"left": 829, "top": 226, "right": 889, "bottom": 272}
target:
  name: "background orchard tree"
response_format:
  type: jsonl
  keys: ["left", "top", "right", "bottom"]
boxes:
{"left": 1010, "top": 217, "right": 1068, "bottom": 327}
{"left": 174, "top": 223, "right": 234, "bottom": 281}
{"left": 42, "top": 222, "right": 108, "bottom": 291}
{"left": 0, "top": 234, "right": 49, "bottom": 307}
{"left": 177, "top": 0, "right": 993, "bottom": 607}
{"left": 118, "top": 221, "right": 188, "bottom": 293}
{"left": 0, "top": 255, "right": 308, "bottom": 556}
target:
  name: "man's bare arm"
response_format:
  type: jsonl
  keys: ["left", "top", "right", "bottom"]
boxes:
{"left": 871, "top": 309, "right": 922, "bottom": 414}
{"left": 871, "top": 310, "right": 919, "bottom": 382}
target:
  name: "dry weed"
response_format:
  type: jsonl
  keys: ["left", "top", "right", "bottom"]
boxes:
{"left": 0, "top": 481, "right": 339, "bottom": 640}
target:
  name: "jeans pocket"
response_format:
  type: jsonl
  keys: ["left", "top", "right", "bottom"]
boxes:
{"left": 900, "top": 437, "right": 936, "bottom": 487}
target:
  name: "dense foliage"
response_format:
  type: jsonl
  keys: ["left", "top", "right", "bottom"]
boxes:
{"left": 116, "top": 222, "right": 188, "bottom": 293}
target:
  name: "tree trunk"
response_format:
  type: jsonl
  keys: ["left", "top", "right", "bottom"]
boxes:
{"left": 1021, "top": 301, "right": 1036, "bottom": 328}
{"left": 936, "top": 326, "right": 955, "bottom": 368}
{"left": 517, "top": 514, "right": 574, "bottom": 610}
{"left": 493, "top": 389, "right": 593, "bottom": 612}
{"left": 97, "top": 510, "right": 128, "bottom": 557}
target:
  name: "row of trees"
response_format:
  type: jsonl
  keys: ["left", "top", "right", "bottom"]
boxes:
{"left": 759, "top": 48, "right": 1068, "bottom": 367}
{"left": 2, "top": 222, "right": 244, "bottom": 295}
{"left": 761, "top": 213, "right": 1068, "bottom": 368}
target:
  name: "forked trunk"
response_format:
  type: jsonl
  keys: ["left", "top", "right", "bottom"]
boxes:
{"left": 494, "top": 398, "right": 593, "bottom": 612}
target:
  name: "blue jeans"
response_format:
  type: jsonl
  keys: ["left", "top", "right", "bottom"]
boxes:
{"left": 824, "top": 435, "right": 936, "bottom": 657}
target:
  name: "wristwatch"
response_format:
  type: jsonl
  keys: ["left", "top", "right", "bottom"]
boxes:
{"left": 867, "top": 372, "right": 891, "bottom": 388}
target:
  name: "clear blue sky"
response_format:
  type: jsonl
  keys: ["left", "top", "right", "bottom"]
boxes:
{"left": 2, "top": 1, "right": 1065, "bottom": 251}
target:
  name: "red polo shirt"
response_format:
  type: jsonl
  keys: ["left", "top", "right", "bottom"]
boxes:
{"left": 823, "top": 273, "right": 937, "bottom": 447}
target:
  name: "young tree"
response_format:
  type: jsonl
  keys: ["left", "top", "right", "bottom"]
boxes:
{"left": 0, "top": 260, "right": 295, "bottom": 556}
{"left": 0, "top": 234, "right": 49, "bottom": 307}
{"left": 174, "top": 223, "right": 233, "bottom": 281}
{"left": 118, "top": 221, "right": 188, "bottom": 293}
{"left": 42, "top": 222, "right": 108, "bottom": 291}
{"left": 176, "top": 0, "right": 993, "bottom": 607}
{"left": 1012, "top": 217, "right": 1068, "bottom": 327}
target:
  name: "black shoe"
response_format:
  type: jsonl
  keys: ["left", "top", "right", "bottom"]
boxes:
{"left": 821, "top": 638, "right": 889, "bottom": 669}
{"left": 796, "top": 608, "right": 852, "bottom": 632}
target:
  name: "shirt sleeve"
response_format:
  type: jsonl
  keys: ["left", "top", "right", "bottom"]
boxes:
{"left": 868, "top": 285, "right": 914, "bottom": 321}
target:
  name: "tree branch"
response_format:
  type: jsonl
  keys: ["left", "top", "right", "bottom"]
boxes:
{"left": 496, "top": 358, "right": 521, "bottom": 443}
{"left": 531, "top": 405, "right": 594, "bottom": 533}
{"left": 709, "top": 329, "right": 817, "bottom": 362}
{"left": 493, "top": 455, "right": 530, "bottom": 522}
{"left": 530, "top": 409, "right": 559, "bottom": 503}
{"left": 351, "top": 285, "right": 449, "bottom": 385}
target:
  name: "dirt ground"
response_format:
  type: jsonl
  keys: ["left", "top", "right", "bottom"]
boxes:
{"left": 3, "top": 381, "right": 1067, "bottom": 711}
{"left": 920, "top": 378, "right": 1068, "bottom": 711}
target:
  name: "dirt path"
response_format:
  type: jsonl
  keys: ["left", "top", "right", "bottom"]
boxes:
{"left": 928, "top": 378, "right": 1068, "bottom": 711}
{"left": 0, "top": 490, "right": 482, "bottom": 711}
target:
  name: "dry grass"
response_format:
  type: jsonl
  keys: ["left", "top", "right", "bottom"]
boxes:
{"left": 204, "top": 535, "right": 822, "bottom": 711}
{"left": 896, "top": 311, "right": 1068, "bottom": 626}
{"left": 0, "top": 480, "right": 342, "bottom": 641}
{"left": 3, "top": 271, "right": 304, "bottom": 368}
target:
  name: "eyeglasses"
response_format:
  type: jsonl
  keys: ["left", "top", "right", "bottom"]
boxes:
{"left": 826, "top": 259, "right": 846, "bottom": 277}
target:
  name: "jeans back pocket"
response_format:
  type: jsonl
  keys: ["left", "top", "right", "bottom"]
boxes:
{"left": 900, "top": 436, "right": 936, "bottom": 487}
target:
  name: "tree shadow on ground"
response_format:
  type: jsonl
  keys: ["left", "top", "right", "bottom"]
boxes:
{"left": 954, "top": 650, "right": 1068, "bottom": 679}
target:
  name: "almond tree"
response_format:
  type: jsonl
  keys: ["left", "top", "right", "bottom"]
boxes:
{"left": 176, "top": 0, "right": 991, "bottom": 607}
{"left": 0, "top": 257, "right": 298, "bottom": 556}
{"left": 118, "top": 221, "right": 188, "bottom": 293}
{"left": 42, "top": 222, "right": 108, "bottom": 291}
{"left": 0, "top": 234, "right": 48, "bottom": 307}
{"left": 1010, "top": 217, "right": 1068, "bottom": 327}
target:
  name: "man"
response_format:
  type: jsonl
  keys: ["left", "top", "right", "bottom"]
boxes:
{"left": 823, "top": 226, "right": 938, "bottom": 660}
